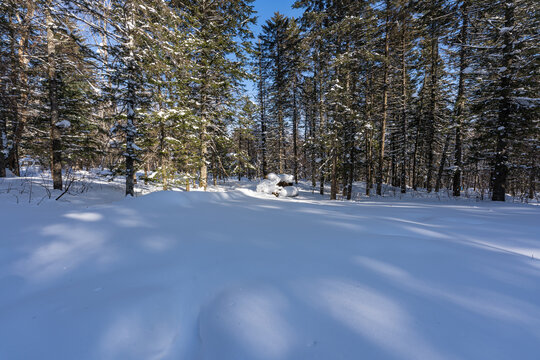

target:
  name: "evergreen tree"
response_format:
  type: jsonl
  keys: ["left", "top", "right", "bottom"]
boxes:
{"left": 176, "top": 0, "right": 255, "bottom": 190}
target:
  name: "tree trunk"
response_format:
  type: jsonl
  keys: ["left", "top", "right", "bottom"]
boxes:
{"left": 318, "top": 54, "right": 325, "bottom": 195}
{"left": 292, "top": 79, "right": 298, "bottom": 184}
{"left": 365, "top": 70, "right": 373, "bottom": 195}
{"left": 400, "top": 15, "right": 408, "bottom": 194}
{"left": 200, "top": 124, "right": 208, "bottom": 190}
{"left": 390, "top": 130, "right": 398, "bottom": 187}
{"left": 435, "top": 133, "right": 450, "bottom": 192}
{"left": 376, "top": 4, "right": 390, "bottom": 196}
{"left": 426, "top": 10, "right": 439, "bottom": 193}
{"left": 6, "top": 4, "right": 34, "bottom": 176}
{"left": 47, "top": 5, "right": 62, "bottom": 190}
{"left": 330, "top": 150, "right": 337, "bottom": 200}
{"left": 258, "top": 40, "right": 267, "bottom": 178}
{"left": 125, "top": 4, "right": 136, "bottom": 197}
{"left": 529, "top": 161, "right": 536, "bottom": 200}
{"left": 310, "top": 97, "right": 316, "bottom": 188}
{"left": 347, "top": 142, "right": 355, "bottom": 200}
{"left": 492, "top": 1, "right": 514, "bottom": 202}
{"left": 0, "top": 95, "right": 6, "bottom": 177}
{"left": 278, "top": 105, "right": 285, "bottom": 174}
{"left": 452, "top": 0, "right": 469, "bottom": 197}
{"left": 412, "top": 124, "right": 419, "bottom": 190}
{"left": 426, "top": 34, "right": 438, "bottom": 193}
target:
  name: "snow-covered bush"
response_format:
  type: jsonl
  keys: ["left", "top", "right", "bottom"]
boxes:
{"left": 266, "top": 173, "right": 280, "bottom": 182}
{"left": 278, "top": 186, "right": 299, "bottom": 197}
{"left": 278, "top": 174, "right": 294, "bottom": 183}
{"left": 256, "top": 173, "right": 298, "bottom": 197}
{"left": 256, "top": 179, "right": 278, "bottom": 194}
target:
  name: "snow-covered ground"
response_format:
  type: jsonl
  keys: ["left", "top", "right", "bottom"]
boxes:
{"left": 1, "top": 173, "right": 539, "bottom": 360}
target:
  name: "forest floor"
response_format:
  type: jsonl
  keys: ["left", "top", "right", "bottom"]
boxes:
{"left": 1, "top": 170, "right": 539, "bottom": 360}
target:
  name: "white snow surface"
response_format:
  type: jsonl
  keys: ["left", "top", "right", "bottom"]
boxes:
{"left": 1, "top": 174, "right": 540, "bottom": 360}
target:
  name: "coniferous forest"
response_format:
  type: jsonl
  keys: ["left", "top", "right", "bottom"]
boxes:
{"left": 1, "top": 0, "right": 538, "bottom": 201}
{"left": 2, "top": 2, "right": 540, "bottom": 359}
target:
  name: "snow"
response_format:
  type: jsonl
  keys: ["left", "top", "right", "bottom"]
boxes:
{"left": 1, "top": 174, "right": 540, "bottom": 359}
{"left": 256, "top": 178, "right": 279, "bottom": 194}
{"left": 256, "top": 173, "right": 298, "bottom": 197}
{"left": 278, "top": 185, "right": 298, "bottom": 197}
{"left": 278, "top": 174, "right": 294, "bottom": 183}
{"left": 55, "top": 120, "right": 71, "bottom": 129}
{"left": 266, "top": 172, "right": 280, "bottom": 182}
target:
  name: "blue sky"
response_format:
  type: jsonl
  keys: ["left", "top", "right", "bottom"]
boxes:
{"left": 243, "top": 0, "right": 303, "bottom": 97}
{"left": 252, "top": 0, "right": 303, "bottom": 36}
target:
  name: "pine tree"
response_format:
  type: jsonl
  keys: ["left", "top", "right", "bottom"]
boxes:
{"left": 451, "top": 0, "right": 471, "bottom": 197}
{"left": 260, "top": 13, "right": 293, "bottom": 175}
{"left": 469, "top": 0, "right": 539, "bottom": 201}
{"left": 0, "top": 0, "right": 36, "bottom": 176}
{"left": 178, "top": 0, "right": 255, "bottom": 189}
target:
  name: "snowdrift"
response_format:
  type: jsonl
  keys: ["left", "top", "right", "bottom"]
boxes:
{"left": 256, "top": 173, "right": 298, "bottom": 197}
{"left": 1, "top": 177, "right": 539, "bottom": 360}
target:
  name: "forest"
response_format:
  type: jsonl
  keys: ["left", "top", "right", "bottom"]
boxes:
{"left": 1, "top": 2, "right": 540, "bottom": 359}
{"left": 1, "top": 0, "right": 538, "bottom": 201}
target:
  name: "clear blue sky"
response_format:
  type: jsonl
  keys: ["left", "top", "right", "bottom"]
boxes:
{"left": 243, "top": 0, "right": 303, "bottom": 97}
{"left": 252, "top": 0, "right": 303, "bottom": 36}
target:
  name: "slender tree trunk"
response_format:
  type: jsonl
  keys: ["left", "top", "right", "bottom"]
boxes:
{"left": 412, "top": 124, "right": 420, "bottom": 190}
{"left": 258, "top": 40, "right": 267, "bottom": 178}
{"left": 278, "top": 108, "right": 285, "bottom": 174}
{"left": 453, "top": 0, "right": 469, "bottom": 197}
{"left": 200, "top": 121, "right": 208, "bottom": 190}
{"left": 347, "top": 140, "right": 355, "bottom": 200}
{"left": 160, "top": 121, "right": 168, "bottom": 190}
{"left": 426, "top": 23, "right": 439, "bottom": 193}
{"left": 391, "top": 130, "right": 397, "bottom": 187}
{"left": 125, "top": 99, "right": 136, "bottom": 197}
{"left": 400, "top": 15, "right": 408, "bottom": 194}
{"left": 365, "top": 70, "right": 373, "bottom": 195}
{"left": 366, "top": 129, "right": 372, "bottom": 195}
{"left": 330, "top": 150, "right": 337, "bottom": 200}
{"left": 0, "top": 86, "right": 6, "bottom": 176}
{"left": 310, "top": 97, "right": 316, "bottom": 188}
{"left": 318, "top": 54, "right": 325, "bottom": 195}
{"left": 377, "top": 4, "right": 390, "bottom": 195}
{"left": 343, "top": 70, "right": 354, "bottom": 199}
{"left": 125, "top": 4, "right": 136, "bottom": 197}
{"left": 492, "top": 1, "right": 514, "bottom": 201}
{"left": 529, "top": 161, "right": 536, "bottom": 199}
{"left": 435, "top": 133, "right": 450, "bottom": 192}
{"left": 47, "top": 5, "right": 62, "bottom": 190}
{"left": 277, "top": 40, "right": 285, "bottom": 175}
{"left": 238, "top": 133, "right": 243, "bottom": 181}
{"left": 7, "top": 5, "right": 33, "bottom": 176}
{"left": 0, "top": 41, "right": 7, "bottom": 176}
{"left": 212, "top": 151, "right": 217, "bottom": 186}
{"left": 260, "top": 101, "right": 267, "bottom": 178}
{"left": 292, "top": 79, "right": 298, "bottom": 183}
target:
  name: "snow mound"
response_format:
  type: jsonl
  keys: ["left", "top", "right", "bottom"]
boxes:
{"left": 55, "top": 120, "right": 71, "bottom": 129}
{"left": 279, "top": 174, "right": 294, "bottom": 183}
{"left": 256, "top": 179, "right": 278, "bottom": 194}
{"left": 256, "top": 173, "right": 298, "bottom": 197}
{"left": 278, "top": 186, "right": 298, "bottom": 197}
{"left": 266, "top": 173, "right": 280, "bottom": 182}
{"left": 4, "top": 169, "right": 16, "bottom": 178}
